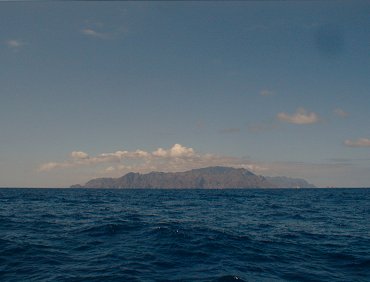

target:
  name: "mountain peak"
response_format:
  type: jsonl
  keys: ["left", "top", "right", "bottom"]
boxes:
{"left": 71, "top": 166, "right": 315, "bottom": 189}
{"left": 189, "top": 166, "right": 254, "bottom": 175}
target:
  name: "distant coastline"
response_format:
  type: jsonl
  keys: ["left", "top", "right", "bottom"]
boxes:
{"left": 2, "top": 186, "right": 370, "bottom": 189}
{"left": 70, "top": 166, "right": 316, "bottom": 189}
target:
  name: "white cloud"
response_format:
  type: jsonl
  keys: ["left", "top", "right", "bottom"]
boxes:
{"left": 71, "top": 151, "right": 89, "bottom": 160}
{"left": 38, "top": 162, "right": 74, "bottom": 172}
{"left": 81, "top": 28, "right": 109, "bottom": 39}
{"left": 151, "top": 144, "right": 195, "bottom": 158}
{"left": 277, "top": 108, "right": 319, "bottom": 125}
{"left": 5, "top": 39, "right": 23, "bottom": 49}
{"left": 152, "top": 148, "right": 167, "bottom": 157}
{"left": 333, "top": 108, "right": 349, "bottom": 118}
{"left": 169, "top": 143, "right": 195, "bottom": 157}
{"left": 80, "top": 21, "right": 128, "bottom": 40}
{"left": 133, "top": 149, "right": 150, "bottom": 158}
{"left": 344, "top": 138, "right": 370, "bottom": 148}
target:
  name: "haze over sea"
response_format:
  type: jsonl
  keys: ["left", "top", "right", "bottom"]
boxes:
{"left": 1, "top": 188, "right": 369, "bottom": 281}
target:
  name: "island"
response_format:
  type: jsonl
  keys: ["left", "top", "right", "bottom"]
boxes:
{"left": 70, "top": 166, "right": 316, "bottom": 189}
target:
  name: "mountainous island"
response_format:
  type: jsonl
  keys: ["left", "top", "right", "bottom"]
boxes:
{"left": 70, "top": 166, "right": 316, "bottom": 189}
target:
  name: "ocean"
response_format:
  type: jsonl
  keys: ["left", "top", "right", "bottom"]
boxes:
{"left": 0, "top": 188, "right": 369, "bottom": 281}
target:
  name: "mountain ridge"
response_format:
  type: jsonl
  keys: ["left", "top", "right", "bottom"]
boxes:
{"left": 70, "top": 166, "right": 316, "bottom": 189}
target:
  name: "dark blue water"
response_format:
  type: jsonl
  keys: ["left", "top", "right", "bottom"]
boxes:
{"left": 0, "top": 188, "right": 369, "bottom": 281}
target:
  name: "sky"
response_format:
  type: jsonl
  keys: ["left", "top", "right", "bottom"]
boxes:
{"left": 1, "top": 1, "right": 370, "bottom": 188}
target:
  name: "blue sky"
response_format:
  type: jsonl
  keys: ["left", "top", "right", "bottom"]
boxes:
{"left": 1, "top": 1, "right": 370, "bottom": 187}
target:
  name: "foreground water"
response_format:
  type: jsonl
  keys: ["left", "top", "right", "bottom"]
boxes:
{"left": 0, "top": 188, "right": 369, "bottom": 281}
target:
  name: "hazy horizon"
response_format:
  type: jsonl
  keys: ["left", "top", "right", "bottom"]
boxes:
{"left": 1, "top": 2, "right": 370, "bottom": 188}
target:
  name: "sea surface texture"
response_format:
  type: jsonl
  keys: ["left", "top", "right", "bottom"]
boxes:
{"left": 0, "top": 188, "right": 369, "bottom": 281}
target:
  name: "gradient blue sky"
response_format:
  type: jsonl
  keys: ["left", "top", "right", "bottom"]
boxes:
{"left": 1, "top": 1, "right": 370, "bottom": 187}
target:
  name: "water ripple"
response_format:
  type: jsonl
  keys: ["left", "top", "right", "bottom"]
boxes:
{"left": 0, "top": 188, "right": 369, "bottom": 281}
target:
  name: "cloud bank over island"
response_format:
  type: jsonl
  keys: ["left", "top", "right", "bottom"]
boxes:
{"left": 39, "top": 143, "right": 362, "bottom": 188}
{"left": 39, "top": 144, "right": 266, "bottom": 176}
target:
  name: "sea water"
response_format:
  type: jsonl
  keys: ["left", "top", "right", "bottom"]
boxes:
{"left": 0, "top": 188, "right": 369, "bottom": 281}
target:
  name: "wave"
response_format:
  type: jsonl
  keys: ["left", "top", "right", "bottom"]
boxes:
{"left": 0, "top": 188, "right": 369, "bottom": 281}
